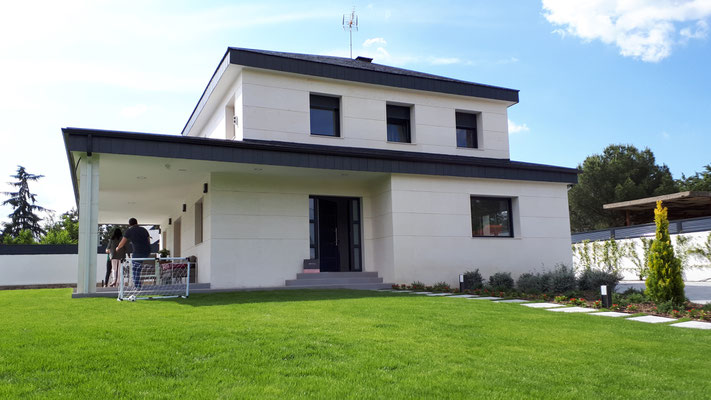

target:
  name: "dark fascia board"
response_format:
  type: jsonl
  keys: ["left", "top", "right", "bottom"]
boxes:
{"left": 180, "top": 47, "right": 519, "bottom": 136}
{"left": 0, "top": 244, "right": 106, "bottom": 255}
{"left": 63, "top": 127, "right": 578, "bottom": 185}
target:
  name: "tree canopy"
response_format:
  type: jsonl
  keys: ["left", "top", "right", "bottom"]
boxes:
{"left": 677, "top": 164, "right": 711, "bottom": 192}
{"left": 1, "top": 166, "right": 48, "bottom": 240}
{"left": 568, "top": 145, "right": 677, "bottom": 232}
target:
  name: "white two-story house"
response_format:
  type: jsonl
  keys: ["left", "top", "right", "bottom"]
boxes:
{"left": 63, "top": 48, "right": 577, "bottom": 294}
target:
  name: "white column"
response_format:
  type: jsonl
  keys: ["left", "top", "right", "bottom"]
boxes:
{"left": 77, "top": 154, "right": 100, "bottom": 294}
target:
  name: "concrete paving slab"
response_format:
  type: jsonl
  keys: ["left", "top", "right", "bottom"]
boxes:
{"left": 494, "top": 299, "right": 529, "bottom": 303}
{"left": 589, "top": 312, "right": 629, "bottom": 317}
{"left": 426, "top": 293, "right": 452, "bottom": 296}
{"left": 547, "top": 306, "right": 596, "bottom": 313}
{"left": 670, "top": 321, "right": 711, "bottom": 330}
{"left": 411, "top": 292, "right": 432, "bottom": 294}
{"left": 522, "top": 302, "right": 564, "bottom": 308}
{"left": 627, "top": 315, "right": 677, "bottom": 324}
{"left": 467, "top": 296, "right": 502, "bottom": 300}
{"left": 447, "top": 294, "right": 478, "bottom": 298}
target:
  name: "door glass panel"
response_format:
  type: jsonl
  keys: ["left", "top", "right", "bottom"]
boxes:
{"left": 352, "top": 223, "right": 360, "bottom": 246}
{"left": 353, "top": 251, "right": 361, "bottom": 270}
{"left": 351, "top": 199, "right": 360, "bottom": 221}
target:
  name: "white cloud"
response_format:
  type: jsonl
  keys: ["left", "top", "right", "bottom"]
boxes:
{"left": 508, "top": 119, "right": 530, "bottom": 134}
{"left": 120, "top": 104, "right": 149, "bottom": 119}
{"left": 542, "top": 0, "right": 711, "bottom": 62}
{"left": 363, "top": 37, "right": 387, "bottom": 47}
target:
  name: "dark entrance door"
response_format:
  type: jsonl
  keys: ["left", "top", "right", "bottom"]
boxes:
{"left": 309, "top": 196, "right": 362, "bottom": 272}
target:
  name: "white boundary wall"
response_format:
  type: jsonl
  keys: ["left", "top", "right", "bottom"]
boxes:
{"left": 572, "top": 231, "right": 711, "bottom": 282}
{"left": 0, "top": 254, "right": 106, "bottom": 287}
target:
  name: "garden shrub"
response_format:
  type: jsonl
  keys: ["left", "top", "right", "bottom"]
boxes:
{"left": 703, "top": 303, "right": 711, "bottom": 312}
{"left": 542, "top": 264, "right": 576, "bottom": 294}
{"left": 410, "top": 281, "right": 425, "bottom": 290}
{"left": 462, "top": 269, "right": 484, "bottom": 290}
{"left": 655, "top": 300, "right": 680, "bottom": 314}
{"left": 488, "top": 272, "right": 514, "bottom": 292}
{"left": 516, "top": 273, "right": 544, "bottom": 294}
{"left": 577, "top": 269, "right": 621, "bottom": 292}
{"left": 432, "top": 281, "right": 450, "bottom": 292}
{"left": 646, "top": 201, "right": 685, "bottom": 304}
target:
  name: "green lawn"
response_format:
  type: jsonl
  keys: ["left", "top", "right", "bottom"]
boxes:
{"left": 0, "top": 289, "right": 709, "bottom": 399}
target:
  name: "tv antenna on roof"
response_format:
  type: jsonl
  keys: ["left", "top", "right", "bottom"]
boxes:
{"left": 343, "top": 7, "right": 358, "bottom": 59}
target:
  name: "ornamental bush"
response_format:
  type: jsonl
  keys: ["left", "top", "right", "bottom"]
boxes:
{"left": 542, "top": 264, "right": 576, "bottom": 294}
{"left": 645, "top": 201, "right": 685, "bottom": 305}
{"left": 577, "top": 269, "right": 621, "bottom": 292}
{"left": 488, "top": 272, "right": 514, "bottom": 292}
{"left": 462, "top": 269, "right": 484, "bottom": 290}
{"left": 516, "top": 273, "right": 545, "bottom": 294}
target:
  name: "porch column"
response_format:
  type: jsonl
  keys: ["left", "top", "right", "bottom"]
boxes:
{"left": 77, "top": 154, "right": 100, "bottom": 294}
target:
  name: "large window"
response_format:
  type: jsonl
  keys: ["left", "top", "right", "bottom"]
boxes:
{"left": 310, "top": 94, "right": 340, "bottom": 137}
{"left": 456, "top": 112, "right": 477, "bottom": 148}
{"left": 194, "top": 198, "right": 203, "bottom": 245}
{"left": 470, "top": 197, "right": 513, "bottom": 237}
{"left": 386, "top": 104, "right": 411, "bottom": 143}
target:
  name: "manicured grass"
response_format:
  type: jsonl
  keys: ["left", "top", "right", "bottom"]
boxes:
{"left": 0, "top": 289, "right": 709, "bottom": 399}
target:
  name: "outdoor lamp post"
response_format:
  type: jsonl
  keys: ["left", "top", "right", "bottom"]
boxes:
{"left": 601, "top": 285, "right": 612, "bottom": 308}
{"left": 459, "top": 274, "right": 464, "bottom": 292}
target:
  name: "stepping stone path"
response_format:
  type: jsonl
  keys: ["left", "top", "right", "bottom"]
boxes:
{"left": 627, "top": 315, "right": 677, "bottom": 324}
{"left": 547, "top": 306, "right": 596, "bottom": 313}
{"left": 670, "top": 321, "right": 711, "bottom": 330}
{"left": 381, "top": 290, "right": 711, "bottom": 330}
{"left": 589, "top": 312, "right": 629, "bottom": 317}
{"left": 522, "top": 302, "right": 564, "bottom": 308}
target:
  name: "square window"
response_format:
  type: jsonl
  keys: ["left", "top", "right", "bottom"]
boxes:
{"left": 456, "top": 112, "right": 477, "bottom": 148}
{"left": 470, "top": 197, "right": 512, "bottom": 237}
{"left": 386, "top": 104, "right": 411, "bottom": 143}
{"left": 310, "top": 94, "right": 340, "bottom": 137}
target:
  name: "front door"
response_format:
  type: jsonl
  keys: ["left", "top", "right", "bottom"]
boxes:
{"left": 309, "top": 196, "right": 362, "bottom": 272}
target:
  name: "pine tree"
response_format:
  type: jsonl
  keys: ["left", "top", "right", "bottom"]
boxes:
{"left": 645, "top": 201, "right": 685, "bottom": 304}
{"left": 1, "top": 166, "right": 48, "bottom": 240}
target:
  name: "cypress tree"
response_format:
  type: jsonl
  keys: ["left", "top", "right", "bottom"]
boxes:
{"left": 645, "top": 201, "right": 685, "bottom": 304}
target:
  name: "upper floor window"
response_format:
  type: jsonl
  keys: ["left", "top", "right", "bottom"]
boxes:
{"left": 456, "top": 112, "right": 477, "bottom": 148}
{"left": 471, "top": 196, "right": 513, "bottom": 237}
{"left": 310, "top": 94, "right": 340, "bottom": 137}
{"left": 386, "top": 104, "right": 411, "bottom": 143}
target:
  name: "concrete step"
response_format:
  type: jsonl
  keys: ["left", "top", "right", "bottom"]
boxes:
{"left": 295, "top": 271, "right": 379, "bottom": 280}
{"left": 286, "top": 277, "right": 383, "bottom": 286}
{"left": 282, "top": 282, "right": 394, "bottom": 290}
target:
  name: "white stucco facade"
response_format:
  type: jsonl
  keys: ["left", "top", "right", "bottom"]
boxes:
{"left": 67, "top": 48, "right": 576, "bottom": 293}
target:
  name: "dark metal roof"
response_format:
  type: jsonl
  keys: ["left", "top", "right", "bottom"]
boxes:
{"left": 63, "top": 128, "right": 577, "bottom": 203}
{"left": 181, "top": 47, "right": 520, "bottom": 136}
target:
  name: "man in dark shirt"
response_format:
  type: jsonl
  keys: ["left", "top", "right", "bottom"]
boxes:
{"left": 116, "top": 218, "right": 151, "bottom": 287}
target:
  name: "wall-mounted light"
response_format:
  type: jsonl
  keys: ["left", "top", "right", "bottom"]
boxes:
{"left": 182, "top": 204, "right": 186, "bottom": 212}
{"left": 233, "top": 115, "right": 239, "bottom": 126}
{"left": 203, "top": 183, "right": 208, "bottom": 193}
{"left": 169, "top": 218, "right": 172, "bottom": 225}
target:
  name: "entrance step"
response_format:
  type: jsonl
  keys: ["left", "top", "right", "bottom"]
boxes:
{"left": 286, "top": 271, "right": 392, "bottom": 290}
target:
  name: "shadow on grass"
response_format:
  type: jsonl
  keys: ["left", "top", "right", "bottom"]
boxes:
{"left": 155, "top": 289, "right": 409, "bottom": 307}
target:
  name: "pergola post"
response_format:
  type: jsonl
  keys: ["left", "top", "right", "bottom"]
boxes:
{"left": 77, "top": 154, "right": 100, "bottom": 294}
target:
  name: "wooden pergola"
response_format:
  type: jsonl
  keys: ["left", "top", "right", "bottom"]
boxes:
{"left": 604, "top": 191, "right": 711, "bottom": 226}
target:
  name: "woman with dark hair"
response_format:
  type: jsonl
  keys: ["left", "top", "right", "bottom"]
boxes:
{"left": 105, "top": 228, "right": 127, "bottom": 287}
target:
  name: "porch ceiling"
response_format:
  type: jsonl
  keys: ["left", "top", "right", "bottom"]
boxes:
{"left": 73, "top": 152, "right": 386, "bottom": 225}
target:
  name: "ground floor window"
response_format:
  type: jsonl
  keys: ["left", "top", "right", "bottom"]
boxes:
{"left": 470, "top": 197, "right": 513, "bottom": 237}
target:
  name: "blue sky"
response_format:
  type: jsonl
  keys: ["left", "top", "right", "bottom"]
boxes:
{"left": 1, "top": 0, "right": 710, "bottom": 221}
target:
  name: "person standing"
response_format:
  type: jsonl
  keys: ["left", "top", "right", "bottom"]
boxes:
{"left": 105, "top": 228, "right": 127, "bottom": 287}
{"left": 116, "top": 218, "right": 151, "bottom": 287}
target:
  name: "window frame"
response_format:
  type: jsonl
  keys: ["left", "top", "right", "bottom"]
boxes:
{"left": 456, "top": 111, "right": 478, "bottom": 148}
{"left": 386, "top": 104, "right": 412, "bottom": 143}
{"left": 470, "top": 196, "right": 514, "bottom": 238}
{"left": 310, "top": 94, "right": 341, "bottom": 137}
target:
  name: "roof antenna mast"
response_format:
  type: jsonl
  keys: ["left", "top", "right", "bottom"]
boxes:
{"left": 342, "top": 7, "right": 358, "bottom": 59}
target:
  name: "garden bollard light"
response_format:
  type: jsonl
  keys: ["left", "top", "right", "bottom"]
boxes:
{"left": 459, "top": 274, "right": 464, "bottom": 292}
{"left": 601, "top": 285, "right": 612, "bottom": 308}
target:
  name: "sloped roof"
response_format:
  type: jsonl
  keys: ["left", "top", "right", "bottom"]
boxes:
{"left": 182, "top": 47, "right": 519, "bottom": 136}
